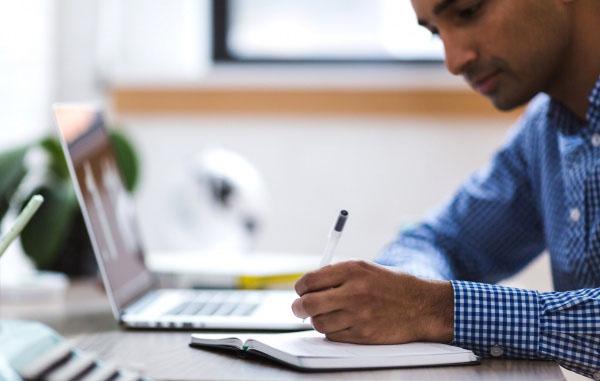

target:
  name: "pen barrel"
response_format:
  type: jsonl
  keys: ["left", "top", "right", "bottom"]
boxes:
{"left": 319, "top": 231, "right": 341, "bottom": 267}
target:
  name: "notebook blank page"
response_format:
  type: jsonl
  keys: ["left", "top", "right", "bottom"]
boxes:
{"left": 247, "top": 330, "right": 471, "bottom": 358}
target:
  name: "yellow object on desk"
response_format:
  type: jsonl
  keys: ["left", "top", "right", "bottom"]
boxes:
{"left": 147, "top": 251, "right": 320, "bottom": 289}
{"left": 237, "top": 273, "right": 304, "bottom": 289}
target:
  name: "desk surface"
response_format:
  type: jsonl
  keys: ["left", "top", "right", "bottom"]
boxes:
{"left": 3, "top": 279, "right": 566, "bottom": 381}
{"left": 74, "top": 330, "right": 564, "bottom": 381}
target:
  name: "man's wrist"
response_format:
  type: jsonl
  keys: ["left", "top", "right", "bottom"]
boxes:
{"left": 420, "top": 280, "right": 454, "bottom": 343}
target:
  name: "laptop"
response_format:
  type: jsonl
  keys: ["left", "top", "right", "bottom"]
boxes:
{"left": 53, "top": 104, "right": 311, "bottom": 331}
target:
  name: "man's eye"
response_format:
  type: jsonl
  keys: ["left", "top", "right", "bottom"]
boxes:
{"left": 458, "top": 1, "right": 483, "bottom": 20}
{"left": 430, "top": 28, "right": 440, "bottom": 37}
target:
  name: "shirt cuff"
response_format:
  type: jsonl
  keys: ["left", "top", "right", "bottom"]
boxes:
{"left": 450, "top": 280, "right": 540, "bottom": 359}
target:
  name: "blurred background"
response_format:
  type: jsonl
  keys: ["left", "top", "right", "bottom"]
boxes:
{"left": 1, "top": 1, "right": 552, "bottom": 299}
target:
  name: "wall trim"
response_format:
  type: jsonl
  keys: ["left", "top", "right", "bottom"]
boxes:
{"left": 111, "top": 87, "right": 523, "bottom": 119}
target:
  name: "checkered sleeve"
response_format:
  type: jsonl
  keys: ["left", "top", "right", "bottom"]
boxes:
{"left": 451, "top": 281, "right": 600, "bottom": 379}
{"left": 377, "top": 234, "right": 455, "bottom": 280}
{"left": 376, "top": 118, "right": 546, "bottom": 284}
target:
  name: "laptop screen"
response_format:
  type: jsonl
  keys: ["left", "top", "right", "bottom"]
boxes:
{"left": 54, "top": 105, "right": 154, "bottom": 314}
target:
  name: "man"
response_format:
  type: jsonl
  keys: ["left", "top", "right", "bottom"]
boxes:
{"left": 291, "top": 0, "right": 600, "bottom": 378}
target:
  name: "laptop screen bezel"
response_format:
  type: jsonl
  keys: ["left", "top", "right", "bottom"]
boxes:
{"left": 53, "top": 103, "right": 156, "bottom": 319}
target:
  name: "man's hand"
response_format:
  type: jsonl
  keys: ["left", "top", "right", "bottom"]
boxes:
{"left": 292, "top": 260, "right": 454, "bottom": 344}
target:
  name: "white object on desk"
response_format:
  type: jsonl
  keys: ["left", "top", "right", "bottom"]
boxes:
{"left": 0, "top": 195, "right": 68, "bottom": 301}
{"left": 190, "top": 330, "right": 478, "bottom": 370}
{"left": 0, "top": 195, "right": 44, "bottom": 257}
{"left": 146, "top": 251, "right": 320, "bottom": 288}
{"left": 0, "top": 355, "right": 21, "bottom": 381}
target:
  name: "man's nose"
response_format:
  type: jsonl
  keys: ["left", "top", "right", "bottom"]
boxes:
{"left": 442, "top": 34, "right": 478, "bottom": 76}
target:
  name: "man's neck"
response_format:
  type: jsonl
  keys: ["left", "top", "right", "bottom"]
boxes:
{"left": 547, "top": 1, "right": 600, "bottom": 120}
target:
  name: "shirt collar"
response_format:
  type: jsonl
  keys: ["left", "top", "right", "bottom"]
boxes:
{"left": 547, "top": 74, "right": 600, "bottom": 134}
{"left": 587, "top": 74, "right": 600, "bottom": 126}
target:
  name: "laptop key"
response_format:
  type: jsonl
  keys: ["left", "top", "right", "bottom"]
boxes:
{"left": 232, "top": 303, "right": 260, "bottom": 317}
{"left": 214, "top": 303, "right": 238, "bottom": 316}
{"left": 166, "top": 302, "right": 188, "bottom": 316}
{"left": 162, "top": 291, "right": 263, "bottom": 318}
{"left": 198, "top": 302, "right": 223, "bottom": 316}
{"left": 178, "top": 302, "right": 197, "bottom": 316}
{"left": 187, "top": 302, "right": 207, "bottom": 315}
{"left": 243, "top": 303, "right": 259, "bottom": 316}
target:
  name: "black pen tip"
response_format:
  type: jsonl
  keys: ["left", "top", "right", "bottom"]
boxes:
{"left": 335, "top": 210, "right": 349, "bottom": 232}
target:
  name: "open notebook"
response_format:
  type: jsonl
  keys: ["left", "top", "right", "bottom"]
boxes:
{"left": 190, "top": 330, "right": 478, "bottom": 371}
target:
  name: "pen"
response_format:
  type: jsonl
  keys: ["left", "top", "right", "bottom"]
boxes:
{"left": 319, "top": 210, "right": 349, "bottom": 267}
{"left": 0, "top": 195, "right": 44, "bottom": 258}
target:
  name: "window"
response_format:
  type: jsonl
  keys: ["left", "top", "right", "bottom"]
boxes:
{"left": 213, "top": 0, "right": 444, "bottom": 64}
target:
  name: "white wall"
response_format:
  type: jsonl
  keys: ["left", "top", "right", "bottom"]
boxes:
{"left": 0, "top": 1, "right": 56, "bottom": 149}
{"left": 54, "top": 0, "right": 211, "bottom": 103}
{"left": 54, "top": 0, "right": 103, "bottom": 102}
{"left": 95, "top": 0, "right": 211, "bottom": 85}
{"left": 119, "top": 114, "right": 553, "bottom": 292}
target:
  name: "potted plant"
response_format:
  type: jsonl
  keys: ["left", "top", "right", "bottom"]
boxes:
{"left": 0, "top": 130, "right": 139, "bottom": 277}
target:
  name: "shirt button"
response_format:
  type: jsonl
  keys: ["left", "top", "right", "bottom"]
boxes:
{"left": 490, "top": 345, "right": 504, "bottom": 357}
{"left": 592, "top": 133, "right": 600, "bottom": 147}
{"left": 570, "top": 208, "right": 581, "bottom": 222}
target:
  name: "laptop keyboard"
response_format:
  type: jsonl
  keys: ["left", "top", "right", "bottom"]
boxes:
{"left": 165, "top": 291, "right": 262, "bottom": 317}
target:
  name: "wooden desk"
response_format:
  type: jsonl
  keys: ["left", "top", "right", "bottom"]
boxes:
{"left": 2, "top": 279, "right": 566, "bottom": 381}
{"left": 74, "top": 331, "right": 564, "bottom": 381}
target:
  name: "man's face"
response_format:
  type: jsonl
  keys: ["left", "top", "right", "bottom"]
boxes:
{"left": 411, "top": 0, "right": 573, "bottom": 110}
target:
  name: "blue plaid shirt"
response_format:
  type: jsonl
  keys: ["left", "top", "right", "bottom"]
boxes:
{"left": 377, "top": 77, "right": 600, "bottom": 379}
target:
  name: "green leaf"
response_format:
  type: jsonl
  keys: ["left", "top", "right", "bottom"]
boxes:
{"left": 20, "top": 183, "right": 78, "bottom": 268}
{"left": 37, "top": 131, "right": 139, "bottom": 192}
{"left": 0, "top": 146, "right": 29, "bottom": 221}
{"left": 39, "top": 136, "right": 70, "bottom": 180}
{"left": 109, "top": 129, "right": 140, "bottom": 193}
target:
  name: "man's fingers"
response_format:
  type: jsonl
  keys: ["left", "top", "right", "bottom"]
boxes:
{"left": 291, "top": 287, "right": 345, "bottom": 318}
{"left": 311, "top": 310, "right": 353, "bottom": 334}
{"left": 291, "top": 297, "right": 309, "bottom": 318}
{"left": 324, "top": 328, "right": 356, "bottom": 343}
{"left": 294, "top": 263, "right": 352, "bottom": 295}
{"left": 325, "top": 326, "right": 375, "bottom": 344}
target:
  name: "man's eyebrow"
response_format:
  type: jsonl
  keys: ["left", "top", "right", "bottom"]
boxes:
{"left": 433, "top": 0, "right": 457, "bottom": 16}
{"left": 418, "top": 0, "right": 457, "bottom": 28}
